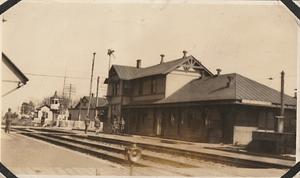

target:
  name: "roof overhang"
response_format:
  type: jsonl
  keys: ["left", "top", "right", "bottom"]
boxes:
{"left": 235, "top": 100, "right": 296, "bottom": 110}
{"left": 2, "top": 53, "right": 29, "bottom": 97}
{"left": 2, "top": 53, "right": 29, "bottom": 85}
{"left": 124, "top": 99, "right": 237, "bottom": 109}
{"left": 36, "top": 105, "right": 51, "bottom": 110}
{"left": 123, "top": 99, "right": 296, "bottom": 110}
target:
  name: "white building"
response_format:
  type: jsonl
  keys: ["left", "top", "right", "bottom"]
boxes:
{"left": 34, "top": 104, "right": 53, "bottom": 126}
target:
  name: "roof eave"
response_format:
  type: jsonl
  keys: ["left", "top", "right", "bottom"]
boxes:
{"left": 190, "top": 55, "right": 214, "bottom": 76}
{"left": 2, "top": 53, "right": 29, "bottom": 85}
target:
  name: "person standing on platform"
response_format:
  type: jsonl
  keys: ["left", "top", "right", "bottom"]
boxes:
{"left": 84, "top": 115, "right": 90, "bottom": 134}
{"left": 3, "top": 108, "right": 13, "bottom": 134}
{"left": 120, "top": 117, "right": 125, "bottom": 134}
{"left": 94, "top": 114, "right": 100, "bottom": 135}
{"left": 41, "top": 113, "right": 45, "bottom": 127}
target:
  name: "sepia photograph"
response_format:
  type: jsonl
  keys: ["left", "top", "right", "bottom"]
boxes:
{"left": 1, "top": 0, "right": 299, "bottom": 177}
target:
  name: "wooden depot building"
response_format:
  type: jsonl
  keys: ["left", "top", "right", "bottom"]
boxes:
{"left": 103, "top": 51, "right": 296, "bottom": 148}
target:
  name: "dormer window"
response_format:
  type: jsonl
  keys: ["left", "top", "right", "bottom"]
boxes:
{"left": 152, "top": 78, "right": 164, "bottom": 94}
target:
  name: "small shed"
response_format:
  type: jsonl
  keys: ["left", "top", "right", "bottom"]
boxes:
{"left": 34, "top": 104, "right": 53, "bottom": 126}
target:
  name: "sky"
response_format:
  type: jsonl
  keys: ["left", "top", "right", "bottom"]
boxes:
{"left": 1, "top": 0, "right": 299, "bottom": 113}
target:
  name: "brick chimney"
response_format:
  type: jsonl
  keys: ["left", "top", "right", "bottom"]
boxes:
{"left": 216, "top": 68, "right": 222, "bottom": 76}
{"left": 160, "top": 54, "right": 165, "bottom": 64}
{"left": 136, "top": 59, "right": 141, "bottom": 68}
{"left": 183, "top": 50, "right": 187, "bottom": 58}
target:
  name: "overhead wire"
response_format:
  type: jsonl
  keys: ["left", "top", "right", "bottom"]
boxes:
{"left": 24, "top": 73, "right": 107, "bottom": 80}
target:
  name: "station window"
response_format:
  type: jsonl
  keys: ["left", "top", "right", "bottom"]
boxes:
{"left": 151, "top": 79, "right": 157, "bottom": 94}
{"left": 138, "top": 82, "right": 143, "bottom": 96}
{"left": 112, "top": 82, "right": 120, "bottom": 96}
{"left": 143, "top": 79, "right": 151, "bottom": 95}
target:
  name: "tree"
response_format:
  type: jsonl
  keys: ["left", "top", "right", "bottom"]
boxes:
{"left": 20, "top": 101, "right": 35, "bottom": 115}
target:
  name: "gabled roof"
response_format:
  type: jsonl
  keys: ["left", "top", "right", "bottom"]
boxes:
{"left": 110, "top": 55, "right": 213, "bottom": 80}
{"left": 73, "top": 96, "right": 107, "bottom": 109}
{"left": 36, "top": 104, "right": 51, "bottom": 110}
{"left": 155, "top": 73, "right": 296, "bottom": 107}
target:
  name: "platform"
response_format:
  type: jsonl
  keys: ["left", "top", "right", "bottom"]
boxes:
{"left": 1, "top": 127, "right": 294, "bottom": 177}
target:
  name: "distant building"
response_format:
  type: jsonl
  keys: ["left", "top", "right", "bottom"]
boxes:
{"left": 50, "top": 91, "right": 61, "bottom": 111}
{"left": 34, "top": 104, "right": 53, "bottom": 126}
{"left": 103, "top": 52, "right": 296, "bottom": 151}
{"left": 68, "top": 95, "right": 107, "bottom": 121}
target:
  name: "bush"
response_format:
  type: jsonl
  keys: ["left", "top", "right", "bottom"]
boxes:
{"left": 11, "top": 118, "right": 34, "bottom": 126}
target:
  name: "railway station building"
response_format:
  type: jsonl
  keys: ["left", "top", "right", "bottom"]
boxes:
{"left": 103, "top": 52, "right": 297, "bottom": 150}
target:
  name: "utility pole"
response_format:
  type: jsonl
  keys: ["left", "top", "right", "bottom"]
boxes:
{"left": 297, "top": 16, "right": 300, "bottom": 171}
{"left": 68, "top": 84, "right": 72, "bottom": 107}
{"left": 62, "top": 72, "right": 66, "bottom": 98}
{"left": 95, "top": 76, "right": 100, "bottom": 117}
{"left": 280, "top": 70, "right": 285, "bottom": 117}
{"left": 275, "top": 70, "right": 285, "bottom": 133}
{"left": 61, "top": 69, "right": 67, "bottom": 114}
{"left": 106, "top": 49, "right": 114, "bottom": 133}
{"left": 87, "top": 52, "right": 96, "bottom": 119}
{"left": 63, "top": 83, "right": 76, "bottom": 108}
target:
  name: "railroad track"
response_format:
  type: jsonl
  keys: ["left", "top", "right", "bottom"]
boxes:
{"left": 11, "top": 127, "right": 292, "bottom": 175}
{"left": 11, "top": 128, "right": 201, "bottom": 176}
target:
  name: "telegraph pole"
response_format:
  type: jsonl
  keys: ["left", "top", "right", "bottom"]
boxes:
{"left": 63, "top": 83, "right": 75, "bottom": 108}
{"left": 87, "top": 52, "right": 96, "bottom": 119}
{"left": 61, "top": 70, "right": 67, "bottom": 114}
{"left": 95, "top": 76, "right": 100, "bottom": 117}
{"left": 68, "top": 84, "right": 72, "bottom": 107}
{"left": 106, "top": 49, "right": 115, "bottom": 133}
{"left": 280, "top": 70, "right": 285, "bottom": 117}
{"left": 62, "top": 71, "right": 66, "bottom": 98}
{"left": 297, "top": 15, "right": 300, "bottom": 168}
{"left": 275, "top": 71, "right": 285, "bottom": 133}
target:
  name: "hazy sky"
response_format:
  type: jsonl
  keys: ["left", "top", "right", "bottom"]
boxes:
{"left": 1, "top": 0, "right": 298, "bottom": 112}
